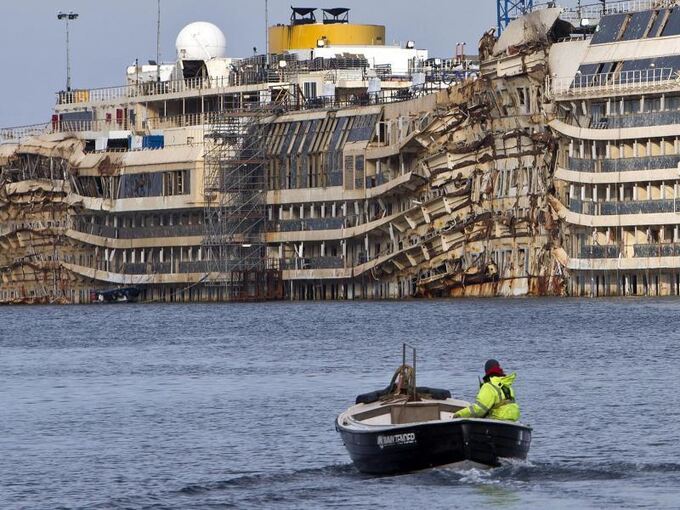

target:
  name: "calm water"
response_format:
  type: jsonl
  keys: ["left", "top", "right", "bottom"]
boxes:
{"left": 1, "top": 298, "right": 679, "bottom": 509}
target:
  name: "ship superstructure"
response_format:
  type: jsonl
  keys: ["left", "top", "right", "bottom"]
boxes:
{"left": 2, "top": 2, "right": 677, "bottom": 303}
{"left": 547, "top": 1, "right": 680, "bottom": 296}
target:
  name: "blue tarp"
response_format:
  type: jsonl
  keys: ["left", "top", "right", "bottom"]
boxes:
{"left": 142, "top": 135, "right": 164, "bottom": 149}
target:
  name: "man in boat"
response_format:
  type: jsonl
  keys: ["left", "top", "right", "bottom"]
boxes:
{"left": 453, "top": 359, "right": 520, "bottom": 421}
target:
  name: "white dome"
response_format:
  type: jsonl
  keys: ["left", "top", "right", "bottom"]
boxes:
{"left": 175, "top": 22, "right": 227, "bottom": 61}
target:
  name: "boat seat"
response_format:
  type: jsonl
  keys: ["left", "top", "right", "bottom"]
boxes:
{"left": 390, "top": 403, "right": 440, "bottom": 424}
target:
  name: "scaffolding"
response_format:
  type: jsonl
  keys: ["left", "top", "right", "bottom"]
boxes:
{"left": 202, "top": 108, "right": 281, "bottom": 300}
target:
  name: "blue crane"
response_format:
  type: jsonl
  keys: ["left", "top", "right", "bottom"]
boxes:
{"left": 497, "top": 0, "right": 534, "bottom": 35}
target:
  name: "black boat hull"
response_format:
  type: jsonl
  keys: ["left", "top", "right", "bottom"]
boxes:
{"left": 336, "top": 418, "right": 531, "bottom": 474}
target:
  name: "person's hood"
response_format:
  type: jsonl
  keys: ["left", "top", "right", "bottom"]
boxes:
{"left": 491, "top": 372, "right": 516, "bottom": 386}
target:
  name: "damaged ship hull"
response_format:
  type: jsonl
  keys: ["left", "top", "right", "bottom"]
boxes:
{"left": 3, "top": 3, "right": 675, "bottom": 302}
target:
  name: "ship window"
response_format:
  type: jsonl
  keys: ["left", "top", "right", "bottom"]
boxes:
{"left": 572, "top": 64, "right": 599, "bottom": 88}
{"left": 644, "top": 97, "right": 661, "bottom": 113}
{"left": 667, "top": 95, "right": 680, "bottom": 110}
{"left": 591, "top": 102, "right": 606, "bottom": 118}
{"left": 591, "top": 13, "right": 628, "bottom": 44}
{"left": 596, "top": 62, "right": 615, "bottom": 77}
{"left": 622, "top": 11, "right": 653, "bottom": 40}
{"left": 354, "top": 156, "right": 365, "bottom": 190}
{"left": 647, "top": 9, "right": 669, "bottom": 37}
{"left": 303, "top": 81, "right": 318, "bottom": 99}
{"left": 654, "top": 55, "right": 680, "bottom": 74}
{"left": 344, "top": 155, "right": 354, "bottom": 190}
{"left": 661, "top": 7, "right": 680, "bottom": 36}
{"left": 623, "top": 98, "right": 639, "bottom": 114}
{"left": 621, "top": 58, "right": 655, "bottom": 72}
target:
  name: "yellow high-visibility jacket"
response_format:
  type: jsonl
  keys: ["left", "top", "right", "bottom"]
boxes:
{"left": 454, "top": 373, "right": 520, "bottom": 421}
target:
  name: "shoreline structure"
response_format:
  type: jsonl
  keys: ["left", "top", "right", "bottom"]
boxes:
{"left": 1, "top": 2, "right": 677, "bottom": 303}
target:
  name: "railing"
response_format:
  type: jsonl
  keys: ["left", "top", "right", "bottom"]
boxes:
{"left": 634, "top": 243, "right": 680, "bottom": 258}
{"left": 280, "top": 256, "right": 345, "bottom": 270}
{"left": 72, "top": 221, "right": 205, "bottom": 239}
{"left": 566, "top": 155, "right": 680, "bottom": 173}
{"left": 178, "top": 261, "right": 212, "bottom": 273}
{"left": 122, "top": 262, "right": 172, "bottom": 274}
{"left": 269, "top": 217, "right": 348, "bottom": 233}
{"left": 56, "top": 76, "right": 238, "bottom": 105}
{"left": 575, "top": 242, "right": 680, "bottom": 259}
{"left": 0, "top": 122, "right": 51, "bottom": 143}
{"left": 54, "top": 65, "right": 447, "bottom": 107}
{"left": 551, "top": 68, "right": 676, "bottom": 97}
{"left": 557, "top": 34, "right": 593, "bottom": 43}
{"left": 534, "top": 0, "right": 662, "bottom": 23}
{"left": 580, "top": 245, "right": 621, "bottom": 258}
{"left": 569, "top": 198, "right": 680, "bottom": 215}
{"left": 5, "top": 84, "right": 443, "bottom": 142}
{"left": 590, "top": 110, "right": 680, "bottom": 129}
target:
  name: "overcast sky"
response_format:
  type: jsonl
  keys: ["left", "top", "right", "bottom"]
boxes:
{"left": 0, "top": 0, "right": 575, "bottom": 127}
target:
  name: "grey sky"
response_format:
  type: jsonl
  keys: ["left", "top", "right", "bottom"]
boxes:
{"left": 0, "top": 0, "right": 572, "bottom": 127}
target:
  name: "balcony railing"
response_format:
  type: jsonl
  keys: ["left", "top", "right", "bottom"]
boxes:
{"left": 280, "top": 256, "right": 345, "bottom": 270}
{"left": 122, "top": 262, "right": 172, "bottom": 274}
{"left": 2, "top": 83, "right": 443, "bottom": 142}
{"left": 551, "top": 68, "right": 676, "bottom": 98}
{"left": 580, "top": 245, "right": 621, "bottom": 258}
{"left": 634, "top": 243, "right": 680, "bottom": 257}
{"left": 566, "top": 155, "right": 680, "bottom": 173}
{"left": 575, "top": 242, "right": 680, "bottom": 259}
{"left": 72, "top": 221, "right": 205, "bottom": 239}
{"left": 54, "top": 67, "right": 445, "bottom": 106}
{"left": 569, "top": 198, "right": 680, "bottom": 215}
{"left": 56, "top": 76, "right": 255, "bottom": 106}
{"left": 534, "top": 0, "right": 661, "bottom": 25}
{"left": 590, "top": 110, "right": 680, "bottom": 130}
{"left": 269, "top": 217, "right": 348, "bottom": 233}
{"left": 0, "top": 122, "right": 51, "bottom": 143}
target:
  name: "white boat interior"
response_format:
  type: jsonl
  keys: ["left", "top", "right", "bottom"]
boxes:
{"left": 339, "top": 397, "right": 470, "bottom": 429}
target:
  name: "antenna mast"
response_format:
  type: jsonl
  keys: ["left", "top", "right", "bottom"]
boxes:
{"left": 265, "top": 0, "right": 270, "bottom": 69}
{"left": 156, "top": 0, "right": 161, "bottom": 83}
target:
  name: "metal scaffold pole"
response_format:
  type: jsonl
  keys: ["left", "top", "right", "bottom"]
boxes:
{"left": 202, "top": 105, "right": 281, "bottom": 301}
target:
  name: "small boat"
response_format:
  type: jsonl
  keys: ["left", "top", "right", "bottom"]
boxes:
{"left": 335, "top": 345, "right": 532, "bottom": 474}
{"left": 91, "top": 286, "right": 141, "bottom": 303}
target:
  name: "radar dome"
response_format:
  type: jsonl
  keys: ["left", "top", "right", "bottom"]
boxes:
{"left": 175, "top": 22, "right": 227, "bottom": 60}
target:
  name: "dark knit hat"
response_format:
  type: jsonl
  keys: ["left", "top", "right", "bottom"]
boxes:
{"left": 484, "top": 359, "right": 504, "bottom": 376}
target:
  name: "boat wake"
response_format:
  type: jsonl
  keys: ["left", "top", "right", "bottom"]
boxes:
{"left": 178, "top": 463, "right": 360, "bottom": 494}
{"left": 177, "top": 459, "right": 680, "bottom": 498}
{"left": 420, "top": 459, "right": 680, "bottom": 486}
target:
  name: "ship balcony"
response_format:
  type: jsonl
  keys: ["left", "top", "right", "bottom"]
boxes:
{"left": 585, "top": 110, "right": 680, "bottom": 130}
{"left": 280, "top": 256, "right": 345, "bottom": 270}
{"left": 70, "top": 220, "right": 205, "bottom": 240}
{"left": 538, "top": 0, "right": 658, "bottom": 27}
{"left": 564, "top": 155, "right": 680, "bottom": 174}
{"left": 568, "top": 197, "right": 680, "bottom": 216}
{"left": 569, "top": 242, "right": 680, "bottom": 272}
{"left": 54, "top": 73, "right": 442, "bottom": 108}
{"left": 579, "top": 245, "right": 621, "bottom": 259}
{"left": 55, "top": 75, "right": 275, "bottom": 106}
{"left": 268, "top": 217, "right": 349, "bottom": 232}
{"left": 549, "top": 68, "right": 677, "bottom": 100}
